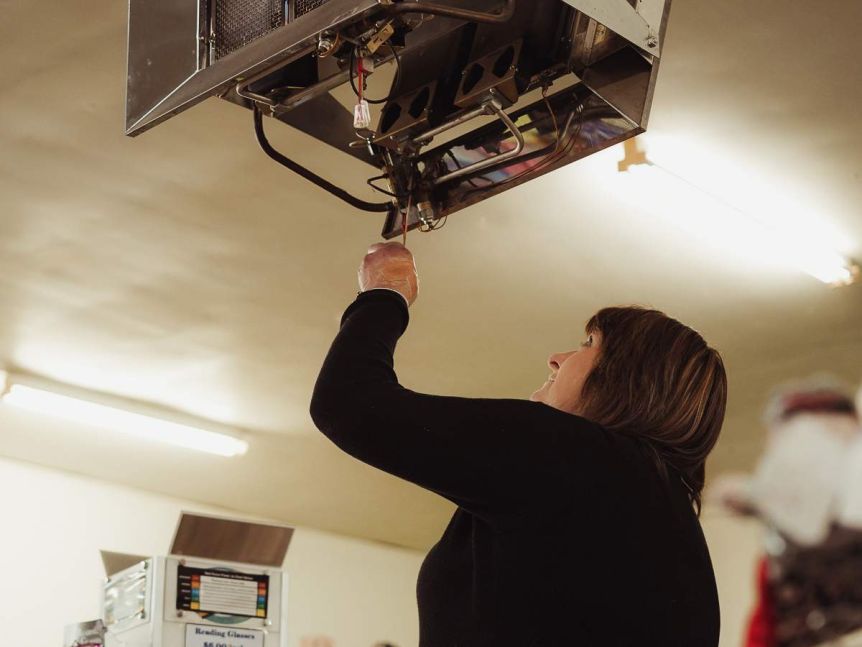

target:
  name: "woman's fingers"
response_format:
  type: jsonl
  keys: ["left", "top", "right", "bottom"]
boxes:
{"left": 358, "top": 243, "right": 419, "bottom": 305}
{"left": 367, "top": 242, "right": 407, "bottom": 255}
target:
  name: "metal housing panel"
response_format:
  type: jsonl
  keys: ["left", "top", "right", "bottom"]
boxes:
{"left": 126, "top": 0, "right": 202, "bottom": 133}
{"left": 125, "top": 0, "right": 382, "bottom": 135}
{"left": 170, "top": 512, "right": 294, "bottom": 567}
{"left": 125, "top": 0, "right": 674, "bottom": 236}
{"left": 295, "top": 0, "right": 333, "bottom": 18}
{"left": 214, "top": 0, "right": 285, "bottom": 60}
{"left": 561, "top": 0, "right": 670, "bottom": 53}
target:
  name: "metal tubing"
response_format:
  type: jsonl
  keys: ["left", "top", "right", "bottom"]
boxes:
{"left": 385, "top": 0, "right": 516, "bottom": 24}
{"left": 253, "top": 106, "right": 394, "bottom": 213}
{"left": 273, "top": 69, "right": 352, "bottom": 113}
{"left": 412, "top": 104, "right": 492, "bottom": 145}
{"left": 235, "top": 45, "right": 318, "bottom": 107}
{"left": 433, "top": 101, "right": 525, "bottom": 185}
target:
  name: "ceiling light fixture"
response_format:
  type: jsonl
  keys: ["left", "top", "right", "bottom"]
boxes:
{"left": 617, "top": 140, "right": 859, "bottom": 287}
{"left": 0, "top": 372, "right": 248, "bottom": 457}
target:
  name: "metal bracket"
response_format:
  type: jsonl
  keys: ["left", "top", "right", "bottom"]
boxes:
{"left": 561, "top": 0, "right": 669, "bottom": 54}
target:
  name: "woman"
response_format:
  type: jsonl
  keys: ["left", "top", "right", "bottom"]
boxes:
{"left": 311, "top": 243, "right": 727, "bottom": 647}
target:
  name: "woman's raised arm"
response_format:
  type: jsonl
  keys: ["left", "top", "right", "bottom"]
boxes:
{"left": 309, "top": 288, "right": 612, "bottom": 515}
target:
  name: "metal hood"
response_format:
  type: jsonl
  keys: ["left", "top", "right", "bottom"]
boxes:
{"left": 126, "top": 0, "right": 672, "bottom": 236}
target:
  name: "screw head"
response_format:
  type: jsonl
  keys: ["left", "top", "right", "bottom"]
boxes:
{"left": 647, "top": 36, "right": 658, "bottom": 48}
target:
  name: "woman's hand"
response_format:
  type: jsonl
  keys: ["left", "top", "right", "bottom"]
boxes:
{"left": 358, "top": 242, "right": 419, "bottom": 306}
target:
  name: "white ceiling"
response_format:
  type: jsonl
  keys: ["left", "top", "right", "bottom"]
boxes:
{"left": 0, "top": 0, "right": 860, "bottom": 550}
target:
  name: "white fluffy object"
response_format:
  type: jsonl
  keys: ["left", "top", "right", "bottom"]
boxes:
{"left": 750, "top": 414, "right": 859, "bottom": 545}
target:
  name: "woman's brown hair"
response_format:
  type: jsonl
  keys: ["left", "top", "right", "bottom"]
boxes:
{"left": 577, "top": 307, "right": 727, "bottom": 513}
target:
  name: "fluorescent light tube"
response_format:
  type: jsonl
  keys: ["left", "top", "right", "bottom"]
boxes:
{"left": 620, "top": 162, "right": 858, "bottom": 286}
{"left": 2, "top": 384, "right": 248, "bottom": 457}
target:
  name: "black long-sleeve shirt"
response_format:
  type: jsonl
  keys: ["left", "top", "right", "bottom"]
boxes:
{"left": 310, "top": 290, "right": 720, "bottom": 647}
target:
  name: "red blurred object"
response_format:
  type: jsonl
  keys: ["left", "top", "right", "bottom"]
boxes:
{"left": 745, "top": 558, "right": 776, "bottom": 647}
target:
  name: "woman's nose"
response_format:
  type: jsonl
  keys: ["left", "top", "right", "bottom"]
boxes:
{"left": 547, "top": 352, "right": 566, "bottom": 371}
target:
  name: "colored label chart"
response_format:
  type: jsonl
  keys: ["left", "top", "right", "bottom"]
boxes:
{"left": 177, "top": 565, "right": 269, "bottom": 619}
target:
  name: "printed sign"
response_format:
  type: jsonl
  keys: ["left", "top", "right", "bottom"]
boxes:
{"left": 185, "top": 624, "right": 265, "bottom": 647}
{"left": 177, "top": 566, "right": 269, "bottom": 618}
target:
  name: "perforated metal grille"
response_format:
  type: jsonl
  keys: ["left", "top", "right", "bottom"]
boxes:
{"left": 295, "top": 0, "right": 331, "bottom": 18}
{"left": 214, "top": 0, "right": 285, "bottom": 60}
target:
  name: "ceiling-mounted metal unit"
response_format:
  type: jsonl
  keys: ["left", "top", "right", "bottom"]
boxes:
{"left": 210, "top": 0, "right": 337, "bottom": 61}
{"left": 126, "top": 0, "right": 672, "bottom": 238}
{"left": 212, "top": 0, "right": 286, "bottom": 61}
{"left": 294, "top": 0, "right": 333, "bottom": 19}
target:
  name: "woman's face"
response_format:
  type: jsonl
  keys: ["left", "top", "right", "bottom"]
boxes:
{"left": 530, "top": 330, "right": 602, "bottom": 415}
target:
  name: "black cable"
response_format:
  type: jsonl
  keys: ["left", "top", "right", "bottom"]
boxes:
{"left": 349, "top": 44, "right": 402, "bottom": 105}
{"left": 367, "top": 175, "right": 403, "bottom": 198}
{"left": 385, "top": 0, "right": 516, "bottom": 24}
{"left": 253, "top": 106, "right": 393, "bottom": 214}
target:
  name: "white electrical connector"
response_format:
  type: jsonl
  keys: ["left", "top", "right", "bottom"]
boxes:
{"left": 354, "top": 99, "right": 372, "bottom": 129}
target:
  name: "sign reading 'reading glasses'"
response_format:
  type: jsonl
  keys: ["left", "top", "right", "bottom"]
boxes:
{"left": 185, "top": 624, "right": 265, "bottom": 647}
{"left": 177, "top": 565, "right": 269, "bottom": 618}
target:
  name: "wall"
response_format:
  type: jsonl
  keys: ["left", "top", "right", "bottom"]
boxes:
{"left": 0, "top": 457, "right": 424, "bottom": 647}
{"left": 702, "top": 510, "right": 763, "bottom": 647}
{"left": 0, "top": 454, "right": 772, "bottom": 647}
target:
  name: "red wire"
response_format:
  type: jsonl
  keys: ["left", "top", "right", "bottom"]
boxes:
{"left": 402, "top": 193, "right": 412, "bottom": 246}
{"left": 357, "top": 54, "right": 364, "bottom": 103}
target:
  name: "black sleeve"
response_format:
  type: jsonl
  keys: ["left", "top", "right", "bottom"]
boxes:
{"left": 309, "top": 290, "right": 612, "bottom": 515}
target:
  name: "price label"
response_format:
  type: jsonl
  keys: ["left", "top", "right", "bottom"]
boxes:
{"left": 185, "top": 624, "right": 264, "bottom": 647}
